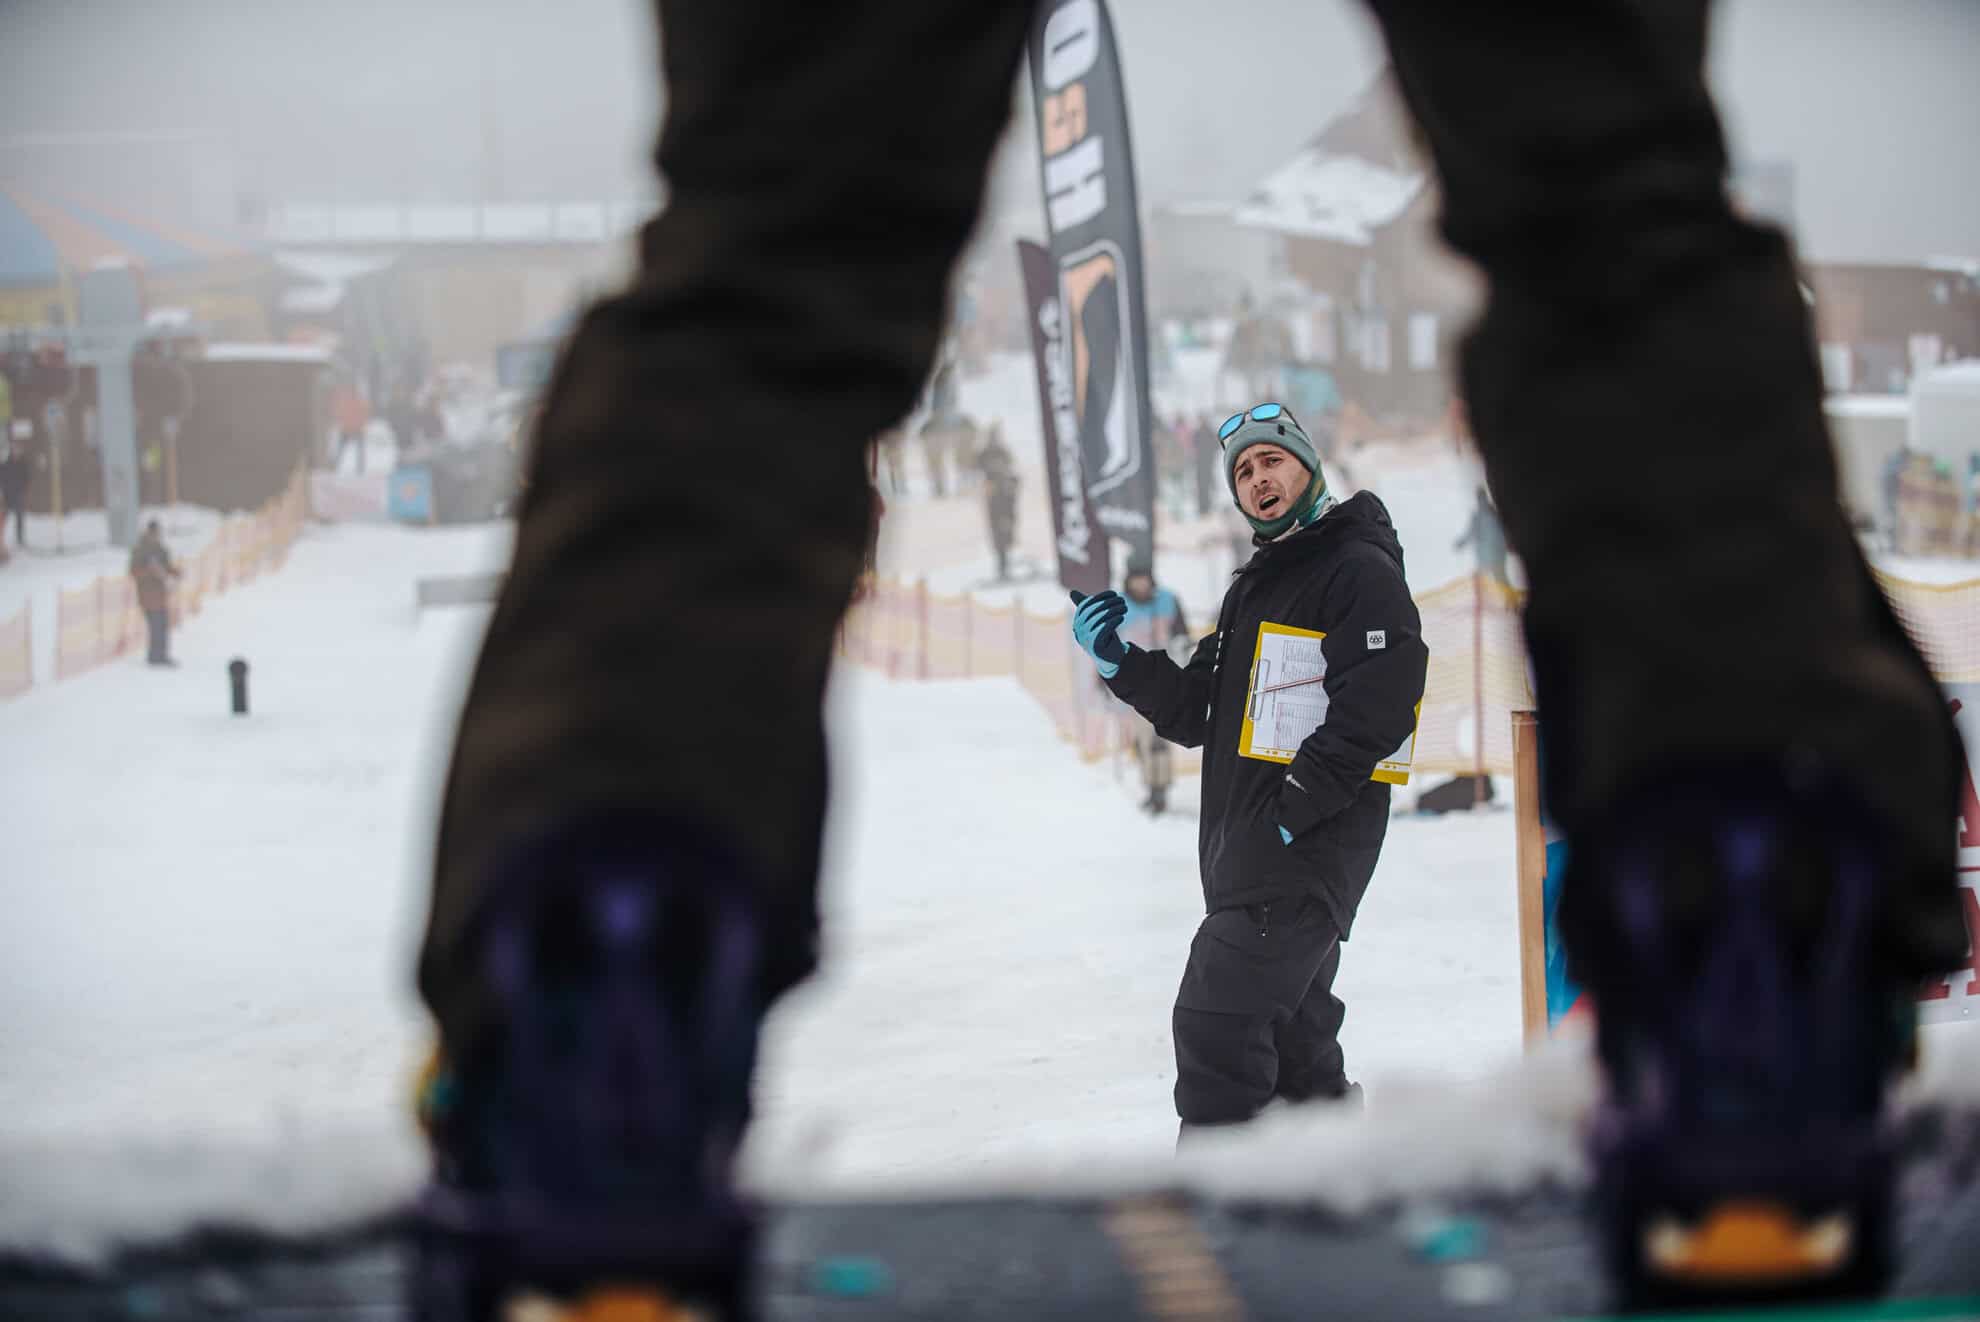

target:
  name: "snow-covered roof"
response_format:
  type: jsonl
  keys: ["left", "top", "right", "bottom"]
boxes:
{"left": 278, "top": 285, "right": 345, "bottom": 315}
{"left": 202, "top": 342, "right": 333, "bottom": 365}
{"left": 1824, "top": 394, "right": 1911, "bottom": 419}
{"left": 262, "top": 201, "right": 656, "bottom": 246}
{"left": 1232, "top": 149, "right": 1425, "bottom": 246}
{"left": 1159, "top": 199, "right": 1241, "bottom": 222}
{"left": 272, "top": 250, "right": 398, "bottom": 287}
{"left": 1913, "top": 359, "right": 1980, "bottom": 397}
{"left": 1926, "top": 256, "right": 1980, "bottom": 278}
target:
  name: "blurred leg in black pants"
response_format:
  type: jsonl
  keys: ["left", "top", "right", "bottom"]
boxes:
{"left": 421, "top": 0, "right": 1037, "bottom": 1051}
{"left": 411, "top": 1, "right": 1038, "bottom": 1311}
{"left": 1361, "top": 0, "right": 1968, "bottom": 1297}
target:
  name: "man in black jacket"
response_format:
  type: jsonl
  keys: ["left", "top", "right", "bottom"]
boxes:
{"left": 1071, "top": 404, "right": 1427, "bottom": 1129}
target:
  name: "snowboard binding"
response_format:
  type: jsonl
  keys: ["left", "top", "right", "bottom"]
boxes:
{"left": 1573, "top": 773, "right": 1914, "bottom": 1308}
{"left": 413, "top": 829, "right": 765, "bottom": 1321}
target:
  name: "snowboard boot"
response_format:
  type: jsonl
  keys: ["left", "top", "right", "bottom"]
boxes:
{"left": 413, "top": 826, "right": 765, "bottom": 1322}
{"left": 1570, "top": 774, "right": 1916, "bottom": 1308}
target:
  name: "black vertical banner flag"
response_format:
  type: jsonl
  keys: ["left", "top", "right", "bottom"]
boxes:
{"left": 1018, "top": 238, "right": 1110, "bottom": 597}
{"left": 1028, "top": 0, "right": 1156, "bottom": 572}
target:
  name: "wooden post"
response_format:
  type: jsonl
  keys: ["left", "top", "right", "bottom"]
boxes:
{"left": 1512, "top": 709, "right": 1550, "bottom": 1045}
{"left": 962, "top": 590, "right": 974, "bottom": 678}
{"left": 1473, "top": 573, "right": 1488, "bottom": 806}
{"left": 1014, "top": 600, "right": 1025, "bottom": 686}
{"left": 890, "top": 580, "right": 905, "bottom": 679}
{"left": 50, "top": 426, "right": 64, "bottom": 553}
{"left": 916, "top": 578, "right": 930, "bottom": 680}
{"left": 861, "top": 586, "right": 874, "bottom": 668}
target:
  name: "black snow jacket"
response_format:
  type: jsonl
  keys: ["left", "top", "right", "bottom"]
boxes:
{"left": 1105, "top": 492, "right": 1428, "bottom": 935}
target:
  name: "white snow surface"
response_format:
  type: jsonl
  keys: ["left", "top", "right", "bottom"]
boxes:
{"left": 4, "top": 354, "right": 1975, "bottom": 1262}
{"left": 0, "top": 507, "right": 1554, "bottom": 1262}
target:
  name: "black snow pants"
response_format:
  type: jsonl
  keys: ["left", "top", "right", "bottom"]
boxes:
{"left": 1175, "top": 897, "right": 1348, "bottom": 1128}
{"left": 418, "top": 0, "right": 1968, "bottom": 1055}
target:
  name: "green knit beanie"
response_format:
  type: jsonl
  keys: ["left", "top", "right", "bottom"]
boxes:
{"left": 1223, "top": 406, "right": 1327, "bottom": 538}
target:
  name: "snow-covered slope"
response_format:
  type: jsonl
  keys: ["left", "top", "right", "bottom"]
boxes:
{"left": 4, "top": 468, "right": 1972, "bottom": 1266}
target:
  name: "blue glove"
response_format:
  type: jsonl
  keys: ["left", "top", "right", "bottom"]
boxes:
{"left": 1069, "top": 589, "right": 1130, "bottom": 677}
{"left": 1279, "top": 826, "right": 1294, "bottom": 846}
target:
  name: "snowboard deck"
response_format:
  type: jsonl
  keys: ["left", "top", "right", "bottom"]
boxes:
{"left": 5, "top": 1109, "right": 1976, "bottom": 1321}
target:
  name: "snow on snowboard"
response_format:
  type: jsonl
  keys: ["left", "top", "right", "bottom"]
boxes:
{"left": 4, "top": 1107, "right": 1976, "bottom": 1321}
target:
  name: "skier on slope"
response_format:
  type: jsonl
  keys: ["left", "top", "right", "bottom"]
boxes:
{"left": 1071, "top": 405, "right": 1427, "bottom": 1131}
{"left": 1110, "top": 556, "right": 1191, "bottom": 816}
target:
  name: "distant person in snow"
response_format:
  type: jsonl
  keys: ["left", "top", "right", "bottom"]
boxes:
{"left": 873, "top": 422, "right": 908, "bottom": 497}
{"left": 129, "top": 519, "right": 182, "bottom": 667}
{"left": 386, "top": 386, "right": 421, "bottom": 456}
{"left": 332, "top": 379, "right": 371, "bottom": 475}
{"left": 416, "top": 389, "right": 447, "bottom": 447}
{"left": 918, "top": 413, "right": 968, "bottom": 499}
{"left": 0, "top": 369, "right": 13, "bottom": 547}
{"left": 1112, "top": 557, "right": 1190, "bottom": 815}
{"left": 976, "top": 421, "right": 1020, "bottom": 581}
{"left": 1453, "top": 484, "right": 1510, "bottom": 586}
{"left": 1192, "top": 413, "right": 1220, "bottom": 517}
{"left": 1071, "top": 404, "right": 1427, "bottom": 1134}
{"left": 0, "top": 441, "right": 30, "bottom": 552}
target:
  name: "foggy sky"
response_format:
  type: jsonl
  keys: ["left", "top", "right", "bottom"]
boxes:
{"left": 2, "top": 0, "right": 1975, "bottom": 262}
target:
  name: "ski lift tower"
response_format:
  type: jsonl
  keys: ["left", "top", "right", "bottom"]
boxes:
{"left": 72, "top": 260, "right": 147, "bottom": 549}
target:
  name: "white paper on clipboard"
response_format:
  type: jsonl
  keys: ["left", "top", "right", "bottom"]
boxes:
{"left": 1239, "top": 619, "right": 1419, "bottom": 784}
{"left": 1239, "top": 622, "right": 1331, "bottom": 763}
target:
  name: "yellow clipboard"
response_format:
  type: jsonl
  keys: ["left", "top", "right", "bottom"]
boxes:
{"left": 1238, "top": 619, "right": 1420, "bottom": 786}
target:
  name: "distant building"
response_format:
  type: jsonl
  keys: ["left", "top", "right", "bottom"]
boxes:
{"left": 258, "top": 201, "right": 643, "bottom": 370}
{"left": 0, "top": 186, "right": 271, "bottom": 337}
{"left": 1807, "top": 258, "right": 1980, "bottom": 394}
{"left": 1231, "top": 71, "right": 1479, "bottom": 435}
{"left": 1146, "top": 201, "right": 1283, "bottom": 323}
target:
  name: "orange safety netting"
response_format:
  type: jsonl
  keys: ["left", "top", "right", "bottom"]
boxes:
{"left": 847, "top": 567, "right": 1980, "bottom": 777}
{"left": 844, "top": 572, "right": 1534, "bottom": 778}
{"left": 42, "top": 468, "right": 309, "bottom": 689}
{"left": 1874, "top": 571, "right": 1980, "bottom": 683}
{"left": 0, "top": 603, "right": 30, "bottom": 699}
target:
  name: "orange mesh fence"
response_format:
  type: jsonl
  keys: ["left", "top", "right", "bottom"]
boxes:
{"left": 840, "top": 570, "right": 1542, "bottom": 777}
{"left": 1413, "top": 575, "right": 1535, "bottom": 777}
{"left": 865, "top": 566, "right": 1980, "bottom": 778}
{"left": 231, "top": 519, "right": 259, "bottom": 586}
{"left": 103, "top": 577, "right": 142, "bottom": 661}
{"left": 0, "top": 604, "right": 30, "bottom": 699}
{"left": 24, "top": 465, "right": 312, "bottom": 694}
{"left": 55, "top": 582, "right": 104, "bottom": 680}
{"left": 968, "top": 600, "right": 1018, "bottom": 678}
{"left": 843, "top": 569, "right": 1536, "bottom": 775}
{"left": 923, "top": 589, "right": 971, "bottom": 680}
{"left": 1875, "top": 572, "right": 1980, "bottom": 682}
{"left": 844, "top": 563, "right": 1980, "bottom": 777}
